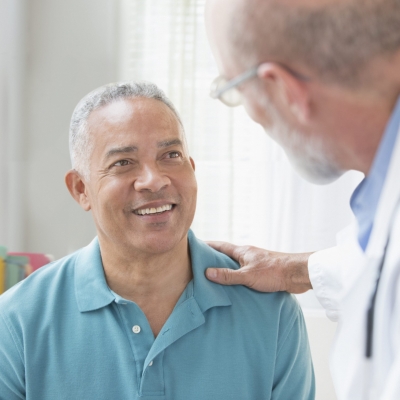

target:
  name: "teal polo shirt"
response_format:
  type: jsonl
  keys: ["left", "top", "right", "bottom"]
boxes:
{"left": 0, "top": 230, "right": 315, "bottom": 400}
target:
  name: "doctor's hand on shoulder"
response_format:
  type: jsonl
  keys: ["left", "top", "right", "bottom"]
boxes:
{"left": 206, "top": 241, "right": 313, "bottom": 294}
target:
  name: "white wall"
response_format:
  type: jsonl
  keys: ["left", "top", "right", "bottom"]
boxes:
{"left": 305, "top": 312, "right": 338, "bottom": 400}
{"left": 21, "top": 0, "right": 119, "bottom": 258}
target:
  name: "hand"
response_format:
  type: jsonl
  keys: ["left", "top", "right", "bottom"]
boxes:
{"left": 205, "top": 241, "right": 313, "bottom": 294}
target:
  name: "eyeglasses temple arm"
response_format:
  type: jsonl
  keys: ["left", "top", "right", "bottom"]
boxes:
{"left": 211, "top": 66, "right": 259, "bottom": 99}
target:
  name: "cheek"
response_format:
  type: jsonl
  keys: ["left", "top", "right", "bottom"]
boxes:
{"left": 103, "top": 175, "right": 133, "bottom": 198}
{"left": 178, "top": 173, "right": 197, "bottom": 209}
{"left": 242, "top": 96, "right": 272, "bottom": 128}
{"left": 93, "top": 178, "right": 132, "bottom": 216}
{"left": 242, "top": 82, "right": 280, "bottom": 129}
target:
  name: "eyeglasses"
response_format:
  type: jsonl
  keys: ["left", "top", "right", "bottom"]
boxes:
{"left": 210, "top": 63, "right": 310, "bottom": 107}
{"left": 210, "top": 66, "right": 259, "bottom": 107}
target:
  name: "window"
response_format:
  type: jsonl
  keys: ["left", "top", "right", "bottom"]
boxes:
{"left": 118, "top": 0, "right": 362, "bottom": 308}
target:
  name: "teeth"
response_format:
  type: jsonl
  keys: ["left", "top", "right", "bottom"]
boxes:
{"left": 135, "top": 204, "right": 173, "bottom": 215}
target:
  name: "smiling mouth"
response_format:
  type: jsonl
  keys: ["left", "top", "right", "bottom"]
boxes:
{"left": 133, "top": 204, "right": 174, "bottom": 216}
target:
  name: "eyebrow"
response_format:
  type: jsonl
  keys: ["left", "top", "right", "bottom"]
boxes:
{"left": 157, "top": 139, "right": 183, "bottom": 148}
{"left": 104, "top": 146, "right": 138, "bottom": 160}
{"left": 104, "top": 139, "right": 183, "bottom": 160}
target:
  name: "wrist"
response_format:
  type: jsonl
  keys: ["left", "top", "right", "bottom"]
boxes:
{"left": 284, "top": 252, "right": 313, "bottom": 294}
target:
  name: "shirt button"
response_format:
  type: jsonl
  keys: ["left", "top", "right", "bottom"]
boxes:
{"left": 148, "top": 361, "right": 153, "bottom": 366}
{"left": 132, "top": 325, "right": 141, "bottom": 334}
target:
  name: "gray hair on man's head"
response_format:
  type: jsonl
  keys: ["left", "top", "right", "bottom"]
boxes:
{"left": 69, "top": 81, "right": 184, "bottom": 179}
{"left": 230, "top": 0, "right": 400, "bottom": 86}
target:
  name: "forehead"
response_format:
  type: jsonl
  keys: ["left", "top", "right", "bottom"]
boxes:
{"left": 205, "top": 0, "right": 245, "bottom": 78}
{"left": 87, "top": 97, "right": 183, "bottom": 148}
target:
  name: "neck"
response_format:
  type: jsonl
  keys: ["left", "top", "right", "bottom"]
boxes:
{"left": 99, "top": 234, "right": 192, "bottom": 336}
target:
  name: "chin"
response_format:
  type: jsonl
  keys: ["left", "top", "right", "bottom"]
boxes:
{"left": 286, "top": 149, "right": 344, "bottom": 185}
{"left": 133, "top": 230, "right": 188, "bottom": 254}
{"left": 265, "top": 117, "right": 344, "bottom": 185}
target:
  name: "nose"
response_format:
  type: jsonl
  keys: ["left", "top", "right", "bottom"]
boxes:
{"left": 133, "top": 164, "right": 171, "bottom": 193}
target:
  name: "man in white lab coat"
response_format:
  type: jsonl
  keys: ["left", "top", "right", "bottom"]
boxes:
{"left": 205, "top": 0, "right": 400, "bottom": 398}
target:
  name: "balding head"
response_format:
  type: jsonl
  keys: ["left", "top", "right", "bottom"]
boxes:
{"left": 206, "top": 0, "right": 400, "bottom": 184}
{"left": 207, "top": 0, "right": 400, "bottom": 86}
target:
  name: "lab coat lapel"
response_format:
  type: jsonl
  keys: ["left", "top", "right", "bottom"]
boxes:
{"left": 368, "top": 123, "right": 400, "bottom": 398}
{"left": 330, "top": 254, "right": 376, "bottom": 400}
{"left": 332, "top": 124, "right": 400, "bottom": 400}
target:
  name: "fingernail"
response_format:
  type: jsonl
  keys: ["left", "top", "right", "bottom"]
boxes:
{"left": 206, "top": 268, "right": 217, "bottom": 279}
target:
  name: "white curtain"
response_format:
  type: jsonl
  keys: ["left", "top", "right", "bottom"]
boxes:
{"left": 118, "top": 0, "right": 363, "bottom": 308}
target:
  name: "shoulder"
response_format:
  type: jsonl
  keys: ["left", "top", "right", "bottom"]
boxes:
{"left": 193, "top": 234, "right": 302, "bottom": 330}
{"left": 223, "top": 277, "right": 301, "bottom": 332}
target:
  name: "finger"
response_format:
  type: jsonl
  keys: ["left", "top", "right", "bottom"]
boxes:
{"left": 205, "top": 267, "right": 246, "bottom": 286}
{"left": 206, "top": 241, "right": 242, "bottom": 262}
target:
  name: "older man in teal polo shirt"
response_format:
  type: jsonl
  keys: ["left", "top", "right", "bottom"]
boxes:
{"left": 0, "top": 81, "right": 315, "bottom": 400}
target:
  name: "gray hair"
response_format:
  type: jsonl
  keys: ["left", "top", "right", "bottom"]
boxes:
{"left": 69, "top": 81, "right": 184, "bottom": 179}
{"left": 230, "top": 0, "right": 400, "bottom": 86}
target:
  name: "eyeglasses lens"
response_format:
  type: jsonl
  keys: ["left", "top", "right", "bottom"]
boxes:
{"left": 210, "top": 77, "right": 242, "bottom": 107}
{"left": 220, "top": 88, "right": 242, "bottom": 107}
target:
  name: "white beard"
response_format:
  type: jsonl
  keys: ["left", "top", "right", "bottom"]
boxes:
{"left": 263, "top": 99, "right": 344, "bottom": 185}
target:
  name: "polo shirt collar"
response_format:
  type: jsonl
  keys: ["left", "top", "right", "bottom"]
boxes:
{"left": 143, "top": 231, "right": 232, "bottom": 369}
{"left": 188, "top": 230, "right": 232, "bottom": 312}
{"left": 74, "top": 231, "right": 232, "bottom": 313}
{"left": 75, "top": 237, "right": 115, "bottom": 312}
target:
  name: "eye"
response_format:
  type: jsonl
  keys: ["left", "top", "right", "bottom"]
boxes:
{"left": 166, "top": 151, "right": 181, "bottom": 159}
{"left": 113, "top": 159, "right": 130, "bottom": 167}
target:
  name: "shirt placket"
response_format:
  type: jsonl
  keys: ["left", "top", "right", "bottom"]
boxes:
{"left": 113, "top": 297, "right": 166, "bottom": 396}
{"left": 112, "top": 282, "right": 207, "bottom": 398}
{"left": 139, "top": 297, "right": 206, "bottom": 397}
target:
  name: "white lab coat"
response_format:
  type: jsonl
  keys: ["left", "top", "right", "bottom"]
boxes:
{"left": 308, "top": 124, "right": 400, "bottom": 400}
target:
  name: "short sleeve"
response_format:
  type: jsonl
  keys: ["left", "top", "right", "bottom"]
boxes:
{"left": 0, "top": 312, "right": 25, "bottom": 400}
{"left": 271, "top": 301, "right": 315, "bottom": 400}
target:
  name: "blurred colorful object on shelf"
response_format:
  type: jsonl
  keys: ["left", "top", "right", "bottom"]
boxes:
{"left": 0, "top": 247, "right": 53, "bottom": 295}
{"left": 0, "top": 246, "right": 6, "bottom": 295}
{"left": 8, "top": 252, "right": 53, "bottom": 273}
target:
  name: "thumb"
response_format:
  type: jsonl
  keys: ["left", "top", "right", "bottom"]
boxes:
{"left": 205, "top": 268, "right": 245, "bottom": 286}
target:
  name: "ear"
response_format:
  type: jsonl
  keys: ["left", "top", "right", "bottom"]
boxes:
{"left": 189, "top": 157, "right": 196, "bottom": 171}
{"left": 257, "top": 63, "right": 311, "bottom": 124}
{"left": 65, "top": 170, "right": 91, "bottom": 211}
